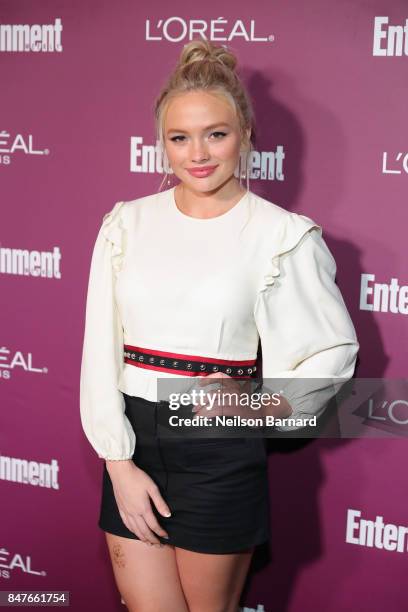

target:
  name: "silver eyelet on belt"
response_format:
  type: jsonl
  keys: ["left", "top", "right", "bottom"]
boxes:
{"left": 173, "top": 361, "right": 178, "bottom": 366}
{"left": 200, "top": 364, "right": 206, "bottom": 370}
{"left": 212, "top": 366, "right": 218, "bottom": 372}
{"left": 247, "top": 368, "right": 252, "bottom": 374}
{"left": 138, "top": 356, "right": 144, "bottom": 361}
{"left": 160, "top": 359, "right": 165, "bottom": 365}
{"left": 149, "top": 357, "right": 155, "bottom": 363}
{"left": 237, "top": 369, "right": 243, "bottom": 375}
{"left": 226, "top": 368, "right": 232, "bottom": 374}
{"left": 186, "top": 363, "right": 192, "bottom": 369}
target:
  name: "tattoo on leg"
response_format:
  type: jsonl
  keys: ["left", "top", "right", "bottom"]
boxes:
{"left": 111, "top": 543, "right": 126, "bottom": 568}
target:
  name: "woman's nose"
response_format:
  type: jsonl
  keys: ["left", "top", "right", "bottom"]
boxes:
{"left": 190, "top": 139, "right": 209, "bottom": 162}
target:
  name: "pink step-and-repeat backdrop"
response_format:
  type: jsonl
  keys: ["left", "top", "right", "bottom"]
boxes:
{"left": 1, "top": 1, "right": 407, "bottom": 611}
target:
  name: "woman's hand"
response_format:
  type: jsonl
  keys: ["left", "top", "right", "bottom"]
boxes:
{"left": 106, "top": 460, "right": 171, "bottom": 546}
{"left": 192, "top": 373, "right": 293, "bottom": 420}
{"left": 192, "top": 372, "right": 252, "bottom": 419}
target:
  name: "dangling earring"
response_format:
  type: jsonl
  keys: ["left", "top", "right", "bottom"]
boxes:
{"left": 158, "top": 146, "right": 171, "bottom": 191}
{"left": 243, "top": 144, "right": 252, "bottom": 192}
{"left": 238, "top": 151, "right": 244, "bottom": 188}
{"left": 239, "top": 150, "right": 248, "bottom": 188}
{"left": 246, "top": 149, "right": 251, "bottom": 192}
{"left": 163, "top": 149, "right": 172, "bottom": 186}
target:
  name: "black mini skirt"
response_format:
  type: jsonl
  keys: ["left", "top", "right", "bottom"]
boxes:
{"left": 98, "top": 393, "right": 270, "bottom": 554}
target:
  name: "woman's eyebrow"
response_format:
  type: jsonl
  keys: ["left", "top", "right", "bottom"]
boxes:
{"left": 166, "top": 122, "right": 230, "bottom": 134}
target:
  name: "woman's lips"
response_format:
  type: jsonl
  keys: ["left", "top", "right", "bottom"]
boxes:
{"left": 186, "top": 165, "right": 218, "bottom": 178}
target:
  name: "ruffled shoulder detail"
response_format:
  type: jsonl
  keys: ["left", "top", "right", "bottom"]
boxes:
{"left": 260, "top": 212, "right": 322, "bottom": 292}
{"left": 101, "top": 201, "right": 127, "bottom": 274}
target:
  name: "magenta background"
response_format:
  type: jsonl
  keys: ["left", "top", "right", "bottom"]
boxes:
{"left": 1, "top": 1, "right": 407, "bottom": 611}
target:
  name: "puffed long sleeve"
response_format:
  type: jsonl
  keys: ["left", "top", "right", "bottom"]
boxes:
{"left": 253, "top": 214, "right": 359, "bottom": 431}
{"left": 79, "top": 201, "right": 136, "bottom": 459}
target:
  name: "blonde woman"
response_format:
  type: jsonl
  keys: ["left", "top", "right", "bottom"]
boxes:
{"left": 80, "top": 40, "right": 359, "bottom": 612}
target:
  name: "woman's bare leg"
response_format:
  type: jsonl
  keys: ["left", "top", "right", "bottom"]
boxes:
{"left": 175, "top": 545, "right": 255, "bottom": 612}
{"left": 104, "top": 533, "right": 190, "bottom": 612}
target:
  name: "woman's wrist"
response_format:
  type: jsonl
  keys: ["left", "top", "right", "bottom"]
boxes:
{"left": 261, "top": 395, "right": 293, "bottom": 419}
{"left": 105, "top": 458, "right": 135, "bottom": 476}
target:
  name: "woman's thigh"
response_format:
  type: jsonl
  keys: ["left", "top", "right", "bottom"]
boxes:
{"left": 175, "top": 545, "right": 255, "bottom": 612}
{"left": 104, "top": 532, "right": 189, "bottom": 612}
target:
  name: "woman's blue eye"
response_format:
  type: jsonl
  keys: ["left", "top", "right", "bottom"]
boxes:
{"left": 169, "top": 131, "right": 227, "bottom": 143}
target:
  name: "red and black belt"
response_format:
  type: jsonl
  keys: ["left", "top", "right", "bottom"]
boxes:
{"left": 123, "top": 344, "right": 258, "bottom": 379}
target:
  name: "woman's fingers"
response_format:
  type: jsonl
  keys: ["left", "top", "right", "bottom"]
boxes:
{"left": 147, "top": 481, "right": 172, "bottom": 520}
{"left": 121, "top": 507, "right": 165, "bottom": 546}
{"left": 118, "top": 505, "right": 141, "bottom": 539}
{"left": 191, "top": 404, "right": 224, "bottom": 418}
{"left": 118, "top": 508, "right": 132, "bottom": 532}
{"left": 112, "top": 467, "right": 171, "bottom": 546}
{"left": 134, "top": 514, "right": 162, "bottom": 545}
{"left": 143, "top": 506, "right": 170, "bottom": 539}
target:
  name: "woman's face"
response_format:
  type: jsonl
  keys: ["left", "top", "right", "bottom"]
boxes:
{"left": 163, "top": 90, "right": 247, "bottom": 194}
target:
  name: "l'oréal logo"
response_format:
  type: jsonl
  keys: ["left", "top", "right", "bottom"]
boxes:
{"left": 145, "top": 17, "right": 274, "bottom": 43}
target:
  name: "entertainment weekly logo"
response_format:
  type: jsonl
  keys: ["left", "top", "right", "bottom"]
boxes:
{"left": 373, "top": 16, "right": 408, "bottom": 56}
{"left": 130, "top": 137, "right": 285, "bottom": 181}
{"left": 346, "top": 509, "right": 408, "bottom": 553}
{"left": 0, "top": 453, "right": 59, "bottom": 489}
{"left": 0, "top": 243, "right": 61, "bottom": 278}
{"left": 145, "top": 17, "right": 274, "bottom": 43}
{"left": 0, "top": 130, "right": 50, "bottom": 167}
{"left": 0, "top": 18, "right": 63, "bottom": 52}
{"left": 360, "top": 274, "right": 408, "bottom": 315}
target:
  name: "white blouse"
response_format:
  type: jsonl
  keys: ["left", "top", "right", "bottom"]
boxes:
{"left": 79, "top": 186, "right": 359, "bottom": 460}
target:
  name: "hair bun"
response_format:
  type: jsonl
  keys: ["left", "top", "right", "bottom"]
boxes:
{"left": 179, "top": 39, "right": 237, "bottom": 72}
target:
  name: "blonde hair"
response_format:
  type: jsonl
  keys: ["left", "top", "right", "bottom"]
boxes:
{"left": 154, "top": 39, "right": 256, "bottom": 191}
